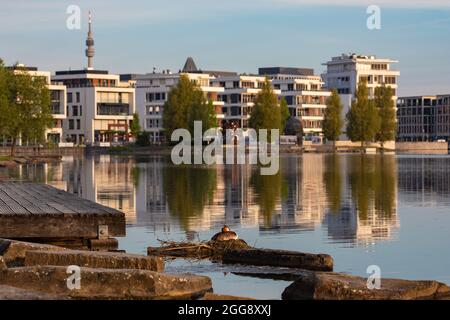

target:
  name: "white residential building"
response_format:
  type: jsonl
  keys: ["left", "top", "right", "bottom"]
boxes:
{"left": 322, "top": 54, "right": 400, "bottom": 139}
{"left": 7, "top": 65, "right": 67, "bottom": 146}
{"left": 260, "top": 67, "right": 331, "bottom": 140}
{"left": 51, "top": 13, "right": 136, "bottom": 146}
{"left": 136, "top": 71, "right": 225, "bottom": 143}
{"left": 52, "top": 70, "right": 136, "bottom": 146}
{"left": 210, "top": 75, "right": 281, "bottom": 130}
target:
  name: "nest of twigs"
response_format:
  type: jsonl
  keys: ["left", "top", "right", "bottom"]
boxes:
{"left": 148, "top": 239, "right": 250, "bottom": 260}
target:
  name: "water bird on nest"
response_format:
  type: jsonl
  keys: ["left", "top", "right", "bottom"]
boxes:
{"left": 211, "top": 225, "right": 238, "bottom": 241}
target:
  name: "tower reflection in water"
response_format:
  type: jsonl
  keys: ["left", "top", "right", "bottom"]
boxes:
{"left": 4, "top": 154, "right": 403, "bottom": 245}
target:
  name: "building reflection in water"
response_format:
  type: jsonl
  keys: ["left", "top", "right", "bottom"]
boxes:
{"left": 397, "top": 156, "right": 450, "bottom": 207}
{"left": 2, "top": 153, "right": 407, "bottom": 245}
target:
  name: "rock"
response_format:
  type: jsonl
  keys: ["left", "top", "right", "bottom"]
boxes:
{"left": 0, "top": 160, "right": 17, "bottom": 168}
{"left": 223, "top": 248, "right": 333, "bottom": 271}
{"left": 0, "top": 266, "right": 212, "bottom": 300}
{"left": 282, "top": 272, "right": 450, "bottom": 300}
{"left": 0, "top": 238, "right": 65, "bottom": 267}
{"left": 0, "top": 285, "right": 67, "bottom": 300}
{"left": 202, "top": 292, "right": 255, "bottom": 300}
{"left": 25, "top": 249, "right": 164, "bottom": 272}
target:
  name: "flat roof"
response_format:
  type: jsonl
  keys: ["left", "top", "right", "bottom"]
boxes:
{"left": 55, "top": 69, "right": 109, "bottom": 75}
{"left": 258, "top": 67, "right": 314, "bottom": 76}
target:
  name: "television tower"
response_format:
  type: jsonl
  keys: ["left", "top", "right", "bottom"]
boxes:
{"left": 85, "top": 11, "right": 95, "bottom": 70}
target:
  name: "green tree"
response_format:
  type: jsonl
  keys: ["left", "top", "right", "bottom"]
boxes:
{"left": 163, "top": 75, "right": 216, "bottom": 140}
{"left": 323, "top": 89, "right": 344, "bottom": 150}
{"left": 249, "top": 78, "right": 282, "bottom": 136}
{"left": 0, "top": 60, "right": 12, "bottom": 141}
{"left": 374, "top": 85, "right": 396, "bottom": 150}
{"left": 280, "top": 97, "right": 290, "bottom": 134}
{"left": 188, "top": 99, "right": 217, "bottom": 136}
{"left": 130, "top": 113, "right": 142, "bottom": 138}
{"left": 346, "top": 81, "right": 380, "bottom": 150}
{"left": 0, "top": 64, "right": 52, "bottom": 156}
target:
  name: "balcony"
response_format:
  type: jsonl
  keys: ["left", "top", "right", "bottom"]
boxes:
{"left": 51, "top": 102, "right": 64, "bottom": 115}
{"left": 97, "top": 103, "right": 130, "bottom": 116}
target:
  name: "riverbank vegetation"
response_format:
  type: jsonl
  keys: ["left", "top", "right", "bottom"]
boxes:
{"left": 0, "top": 60, "right": 53, "bottom": 156}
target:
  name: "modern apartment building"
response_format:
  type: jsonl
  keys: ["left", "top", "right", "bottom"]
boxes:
{"left": 210, "top": 75, "right": 281, "bottom": 130}
{"left": 51, "top": 13, "right": 136, "bottom": 146}
{"left": 260, "top": 67, "right": 331, "bottom": 140}
{"left": 322, "top": 53, "right": 400, "bottom": 126}
{"left": 136, "top": 71, "right": 225, "bottom": 143}
{"left": 436, "top": 94, "right": 450, "bottom": 141}
{"left": 6, "top": 65, "right": 67, "bottom": 146}
{"left": 397, "top": 96, "right": 436, "bottom": 141}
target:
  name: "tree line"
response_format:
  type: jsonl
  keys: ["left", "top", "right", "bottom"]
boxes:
{"left": 323, "top": 81, "right": 396, "bottom": 151}
{"left": 162, "top": 76, "right": 295, "bottom": 141}
{"left": 0, "top": 60, "right": 53, "bottom": 156}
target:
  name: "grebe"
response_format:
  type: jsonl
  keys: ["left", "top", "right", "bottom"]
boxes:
{"left": 211, "top": 225, "right": 238, "bottom": 241}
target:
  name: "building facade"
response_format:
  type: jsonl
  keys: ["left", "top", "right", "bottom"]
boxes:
{"left": 136, "top": 71, "right": 225, "bottom": 143}
{"left": 6, "top": 65, "right": 67, "bottom": 146}
{"left": 261, "top": 67, "right": 331, "bottom": 140}
{"left": 397, "top": 96, "right": 436, "bottom": 141}
{"left": 51, "top": 13, "right": 135, "bottom": 146}
{"left": 52, "top": 70, "right": 136, "bottom": 145}
{"left": 210, "top": 75, "right": 281, "bottom": 130}
{"left": 322, "top": 54, "right": 400, "bottom": 140}
{"left": 436, "top": 94, "right": 450, "bottom": 141}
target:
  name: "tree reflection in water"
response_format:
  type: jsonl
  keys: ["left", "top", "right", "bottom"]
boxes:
{"left": 163, "top": 164, "right": 217, "bottom": 230}
{"left": 349, "top": 155, "right": 396, "bottom": 221}
{"left": 324, "top": 154, "right": 342, "bottom": 214}
{"left": 250, "top": 166, "right": 288, "bottom": 228}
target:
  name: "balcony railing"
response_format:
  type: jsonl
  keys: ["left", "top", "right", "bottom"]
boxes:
{"left": 97, "top": 103, "right": 130, "bottom": 116}
{"left": 51, "top": 103, "right": 64, "bottom": 115}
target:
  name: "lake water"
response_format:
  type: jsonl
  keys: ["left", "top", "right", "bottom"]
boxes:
{"left": 1, "top": 153, "right": 450, "bottom": 299}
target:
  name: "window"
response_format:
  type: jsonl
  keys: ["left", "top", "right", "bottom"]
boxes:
{"left": 72, "top": 105, "right": 78, "bottom": 117}
{"left": 79, "top": 105, "right": 82, "bottom": 116}
{"left": 67, "top": 93, "right": 73, "bottom": 103}
{"left": 69, "top": 119, "right": 74, "bottom": 130}
{"left": 76, "top": 92, "right": 80, "bottom": 103}
{"left": 76, "top": 119, "right": 81, "bottom": 130}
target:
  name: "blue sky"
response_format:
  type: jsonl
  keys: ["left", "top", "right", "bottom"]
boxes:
{"left": 1, "top": 0, "right": 450, "bottom": 96}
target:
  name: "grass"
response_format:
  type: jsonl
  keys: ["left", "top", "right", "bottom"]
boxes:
{"left": 0, "top": 156, "right": 12, "bottom": 161}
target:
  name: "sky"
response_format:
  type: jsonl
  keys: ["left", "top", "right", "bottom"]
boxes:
{"left": 1, "top": 0, "right": 450, "bottom": 96}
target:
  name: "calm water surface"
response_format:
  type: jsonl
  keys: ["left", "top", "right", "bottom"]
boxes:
{"left": 2, "top": 153, "right": 450, "bottom": 299}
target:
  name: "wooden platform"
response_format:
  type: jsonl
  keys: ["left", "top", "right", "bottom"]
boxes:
{"left": 0, "top": 182, "right": 125, "bottom": 241}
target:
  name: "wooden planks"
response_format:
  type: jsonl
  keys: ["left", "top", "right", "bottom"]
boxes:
{"left": 0, "top": 182, "right": 126, "bottom": 239}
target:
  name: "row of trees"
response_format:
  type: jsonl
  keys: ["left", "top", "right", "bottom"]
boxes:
{"left": 162, "top": 76, "right": 293, "bottom": 140}
{"left": 323, "top": 81, "right": 397, "bottom": 150}
{"left": 0, "top": 60, "right": 53, "bottom": 156}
